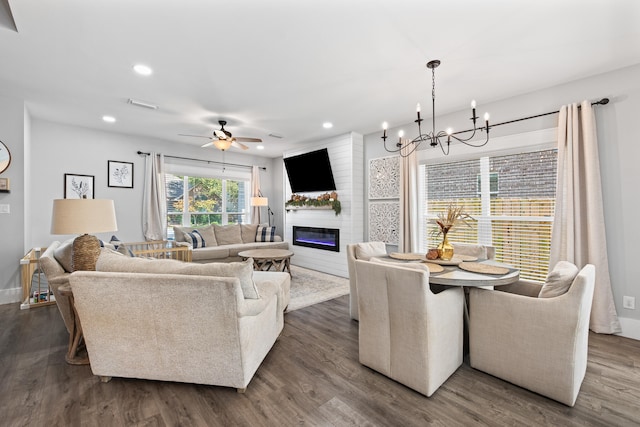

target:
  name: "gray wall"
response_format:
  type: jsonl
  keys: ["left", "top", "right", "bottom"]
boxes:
{"left": 28, "top": 119, "right": 278, "bottom": 246}
{"left": 363, "top": 63, "right": 640, "bottom": 336}
{"left": 0, "top": 95, "right": 26, "bottom": 303}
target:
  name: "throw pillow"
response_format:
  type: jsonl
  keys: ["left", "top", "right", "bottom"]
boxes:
{"left": 354, "top": 242, "right": 387, "bottom": 261}
{"left": 538, "top": 260, "right": 579, "bottom": 298}
{"left": 116, "top": 244, "right": 134, "bottom": 257}
{"left": 96, "top": 249, "right": 259, "bottom": 299}
{"left": 53, "top": 238, "right": 75, "bottom": 272}
{"left": 174, "top": 225, "right": 217, "bottom": 246}
{"left": 184, "top": 229, "right": 206, "bottom": 248}
{"left": 256, "top": 225, "right": 276, "bottom": 242}
{"left": 109, "top": 235, "right": 123, "bottom": 249}
{"left": 99, "top": 240, "right": 116, "bottom": 251}
{"left": 213, "top": 224, "right": 243, "bottom": 245}
{"left": 241, "top": 224, "right": 259, "bottom": 243}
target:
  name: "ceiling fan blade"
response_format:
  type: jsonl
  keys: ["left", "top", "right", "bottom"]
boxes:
{"left": 234, "top": 137, "right": 263, "bottom": 143}
{"left": 201, "top": 141, "right": 214, "bottom": 148}
{"left": 179, "top": 133, "right": 212, "bottom": 139}
{"left": 232, "top": 140, "right": 249, "bottom": 150}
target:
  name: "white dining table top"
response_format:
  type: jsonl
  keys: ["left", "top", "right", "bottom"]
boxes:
{"left": 373, "top": 256, "right": 520, "bottom": 287}
{"left": 428, "top": 259, "right": 520, "bottom": 287}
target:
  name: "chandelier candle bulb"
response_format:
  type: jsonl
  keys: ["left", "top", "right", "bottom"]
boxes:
{"left": 382, "top": 122, "right": 388, "bottom": 140}
{"left": 416, "top": 103, "right": 421, "bottom": 120}
{"left": 484, "top": 112, "right": 490, "bottom": 131}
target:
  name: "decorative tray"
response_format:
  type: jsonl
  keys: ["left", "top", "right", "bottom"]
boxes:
{"left": 427, "top": 257, "right": 463, "bottom": 266}
{"left": 458, "top": 262, "right": 509, "bottom": 275}
{"left": 422, "top": 262, "right": 445, "bottom": 273}
{"left": 389, "top": 252, "right": 425, "bottom": 261}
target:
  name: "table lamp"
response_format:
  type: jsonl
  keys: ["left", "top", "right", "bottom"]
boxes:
{"left": 51, "top": 199, "right": 118, "bottom": 271}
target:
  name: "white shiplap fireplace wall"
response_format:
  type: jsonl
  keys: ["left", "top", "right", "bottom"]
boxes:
{"left": 283, "top": 132, "right": 363, "bottom": 278}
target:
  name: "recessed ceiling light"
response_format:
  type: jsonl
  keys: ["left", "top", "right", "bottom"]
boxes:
{"left": 323, "top": 122, "right": 333, "bottom": 129}
{"left": 133, "top": 64, "right": 153, "bottom": 76}
{"left": 256, "top": 145, "right": 265, "bottom": 150}
{"left": 102, "top": 115, "right": 116, "bottom": 123}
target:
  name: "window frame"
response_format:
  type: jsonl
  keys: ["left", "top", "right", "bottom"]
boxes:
{"left": 164, "top": 161, "right": 251, "bottom": 234}
{"left": 417, "top": 128, "right": 558, "bottom": 282}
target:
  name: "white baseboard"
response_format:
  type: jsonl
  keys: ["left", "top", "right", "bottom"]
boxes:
{"left": 617, "top": 316, "right": 640, "bottom": 341}
{"left": 0, "top": 287, "right": 23, "bottom": 305}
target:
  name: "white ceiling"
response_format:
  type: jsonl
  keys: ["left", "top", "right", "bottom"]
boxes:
{"left": 2, "top": 0, "right": 639, "bottom": 158}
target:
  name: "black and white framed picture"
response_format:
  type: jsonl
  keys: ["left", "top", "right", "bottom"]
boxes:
{"left": 64, "top": 173, "right": 95, "bottom": 199}
{"left": 108, "top": 160, "right": 134, "bottom": 188}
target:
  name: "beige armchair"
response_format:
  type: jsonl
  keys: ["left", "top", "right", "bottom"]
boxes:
{"left": 346, "top": 242, "right": 387, "bottom": 320}
{"left": 355, "top": 260, "right": 464, "bottom": 397}
{"left": 468, "top": 264, "right": 595, "bottom": 406}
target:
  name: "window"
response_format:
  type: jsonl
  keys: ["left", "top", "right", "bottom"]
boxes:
{"left": 421, "top": 149, "right": 557, "bottom": 282}
{"left": 165, "top": 173, "right": 250, "bottom": 238}
{"left": 477, "top": 172, "right": 498, "bottom": 196}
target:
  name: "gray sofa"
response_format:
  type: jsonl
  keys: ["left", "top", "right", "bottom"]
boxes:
{"left": 68, "top": 248, "right": 291, "bottom": 391}
{"left": 173, "top": 223, "right": 289, "bottom": 263}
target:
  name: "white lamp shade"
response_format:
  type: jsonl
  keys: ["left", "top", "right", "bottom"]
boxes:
{"left": 51, "top": 199, "right": 118, "bottom": 235}
{"left": 251, "top": 196, "right": 269, "bottom": 207}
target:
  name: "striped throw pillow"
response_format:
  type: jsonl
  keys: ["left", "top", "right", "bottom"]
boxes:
{"left": 256, "top": 225, "right": 276, "bottom": 242}
{"left": 185, "top": 230, "right": 206, "bottom": 248}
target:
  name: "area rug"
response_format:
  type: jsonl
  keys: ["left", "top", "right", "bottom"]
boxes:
{"left": 286, "top": 265, "right": 350, "bottom": 312}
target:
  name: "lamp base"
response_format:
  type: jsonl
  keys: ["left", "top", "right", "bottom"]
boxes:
{"left": 72, "top": 234, "right": 101, "bottom": 271}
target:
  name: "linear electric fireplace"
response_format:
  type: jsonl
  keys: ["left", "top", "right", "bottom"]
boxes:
{"left": 292, "top": 226, "right": 340, "bottom": 252}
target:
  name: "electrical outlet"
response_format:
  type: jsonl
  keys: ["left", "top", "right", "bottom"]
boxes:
{"left": 623, "top": 296, "right": 635, "bottom": 310}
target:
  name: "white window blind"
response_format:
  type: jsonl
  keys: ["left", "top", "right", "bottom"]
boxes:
{"left": 422, "top": 149, "right": 557, "bottom": 282}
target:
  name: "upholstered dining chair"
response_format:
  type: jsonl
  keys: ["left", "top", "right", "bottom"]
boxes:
{"left": 468, "top": 263, "right": 595, "bottom": 406}
{"left": 346, "top": 242, "right": 387, "bottom": 320}
{"left": 355, "top": 259, "right": 465, "bottom": 397}
{"left": 451, "top": 242, "right": 495, "bottom": 260}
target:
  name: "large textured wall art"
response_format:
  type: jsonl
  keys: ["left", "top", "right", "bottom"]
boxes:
{"left": 368, "top": 202, "right": 399, "bottom": 244}
{"left": 368, "top": 156, "right": 400, "bottom": 199}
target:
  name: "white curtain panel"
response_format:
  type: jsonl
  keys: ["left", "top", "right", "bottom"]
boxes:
{"left": 142, "top": 152, "right": 167, "bottom": 241}
{"left": 399, "top": 141, "right": 419, "bottom": 253}
{"left": 551, "top": 101, "right": 621, "bottom": 334}
{"left": 251, "top": 166, "right": 261, "bottom": 224}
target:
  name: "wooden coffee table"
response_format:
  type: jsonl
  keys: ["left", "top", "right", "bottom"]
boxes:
{"left": 238, "top": 249, "right": 294, "bottom": 275}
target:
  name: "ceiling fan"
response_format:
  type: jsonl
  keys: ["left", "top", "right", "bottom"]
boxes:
{"left": 179, "top": 120, "right": 262, "bottom": 151}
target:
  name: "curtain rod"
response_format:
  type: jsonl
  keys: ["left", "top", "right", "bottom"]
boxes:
{"left": 450, "top": 97, "right": 610, "bottom": 136}
{"left": 136, "top": 151, "right": 266, "bottom": 171}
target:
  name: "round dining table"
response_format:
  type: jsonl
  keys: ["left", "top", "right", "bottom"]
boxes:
{"left": 371, "top": 254, "right": 520, "bottom": 324}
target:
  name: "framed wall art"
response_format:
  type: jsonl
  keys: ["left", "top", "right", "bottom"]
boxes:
{"left": 0, "top": 140, "right": 11, "bottom": 174}
{"left": 64, "top": 174, "right": 95, "bottom": 199}
{"left": 368, "top": 201, "right": 400, "bottom": 245}
{"left": 0, "top": 177, "right": 9, "bottom": 192}
{"left": 368, "top": 155, "right": 400, "bottom": 199}
{"left": 108, "top": 160, "right": 134, "bottom": 188}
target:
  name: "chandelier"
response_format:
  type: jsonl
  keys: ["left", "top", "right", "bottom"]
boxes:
{"left": 382, "top": 59, "right": 491, "bottom": 157}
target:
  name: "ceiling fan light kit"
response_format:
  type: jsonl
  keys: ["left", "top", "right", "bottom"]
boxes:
{"left": 382, "top": 59, "right": 490, "bottom": 157}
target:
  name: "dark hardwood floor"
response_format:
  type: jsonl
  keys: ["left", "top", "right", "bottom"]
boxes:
{"left": 1, "top": 296, "right": 639, "bottom": 427}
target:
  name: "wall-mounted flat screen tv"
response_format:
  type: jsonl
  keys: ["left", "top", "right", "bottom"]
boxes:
{"left": 283, "top": 148, "right": 337, "bottom": 193}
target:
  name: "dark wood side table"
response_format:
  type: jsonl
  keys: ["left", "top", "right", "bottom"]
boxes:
{"left": 58, "top": 284, "right": 90, "bottom": 365}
